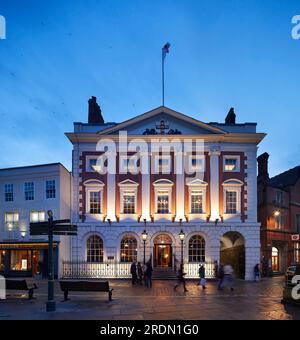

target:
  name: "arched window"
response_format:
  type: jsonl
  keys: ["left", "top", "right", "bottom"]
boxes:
{"left": 87, "top": 235, "right": 103, "bottom": 263}
{"left": 189, "top": 235, "right": 205, "bottom": 263}
{"left": 120, "top": 236, "right": 137, "bottom": 263}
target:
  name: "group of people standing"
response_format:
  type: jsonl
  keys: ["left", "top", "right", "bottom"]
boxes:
{"left": 130, "top": 260, "right": 153, "bottom": 288}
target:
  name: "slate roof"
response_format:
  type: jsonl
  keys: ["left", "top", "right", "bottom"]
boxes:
{"left": 269, "top": 166, "right": 300, "bottom": 189}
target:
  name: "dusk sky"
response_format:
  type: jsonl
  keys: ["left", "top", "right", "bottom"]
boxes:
{"left": 0, "top": 0, "right": 299, "bottom": 177}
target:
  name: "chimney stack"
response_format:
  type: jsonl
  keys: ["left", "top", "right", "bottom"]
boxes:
{"left": 257, "top": 152, "right": 270, "bottom": 182}
{"left": 225, "top": 107, "right": 236, "bottom": 124}
{"left": 88, "top": 96, "right": 104, "bottom": 124}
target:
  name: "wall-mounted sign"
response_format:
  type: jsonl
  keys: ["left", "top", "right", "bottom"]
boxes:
{"left": 291, "top": 235, "right": 300, "bottom": 242}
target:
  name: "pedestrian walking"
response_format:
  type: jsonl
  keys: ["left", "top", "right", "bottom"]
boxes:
{"left": 130, "top": 261, "right": 137, "bottom": 286}
{"left": 174, "top": 264, "right": 188, "bottom": 292}
{"left": 145, "top": 261, "right": 153, "bottom": 288}
{"left": 217, "top": 264, "right": 224, "bottom": 290}
{"left": 198, "top": 264, "right": 206, "bottom": 290}
{"left": 221, "top": 264, "right": 235, "bottom": 291}
{"left": 254, "top": 263, "right": 260, "bottom": 282}
{"left": 137, "top": 262, "right": 143, "bottom": 285}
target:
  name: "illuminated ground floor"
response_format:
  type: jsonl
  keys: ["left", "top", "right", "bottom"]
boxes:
{"left": 66, "top": 223, "right": 261, "bottom": 281}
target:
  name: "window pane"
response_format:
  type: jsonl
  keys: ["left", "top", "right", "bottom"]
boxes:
{"left": 87, "top": 235, "right": 103, "bottom": 263}
{"left": 120, "top": 236, "right": 137, "bottom": 263}
{"left": 157, "top": 190, "right": 169, "bottom": 214}
{"left": 10, "top": 250, "right": 31, "bottom": 271}
{"left": 89, "top": 191, "right": 101, "bottom": 214}
{"left": 189, "top": 235, "right": 205, "bottom": 263}
{"left": 24, "top": 182, "right": 34, "bottom": 201}
{"left": 224, "top": 158, "right": 237, "bottom": 171}
{"left": 191, "top": 191, "right": 203, "bottom": 214}
{"left": 123, "top": 192, "right": 135, "bottom": 214}
{"left": 5, "top": 212, "right": 19, "bottom": 231}
{"left": 4, "top": 184, "right": 13, "bottom": 202}
{"left": 31, "top": 211, "right": 45, "bottom": 222}
{"left": 46, "top": 180, "right": 56, "bottom": 199}
{"left": 226, "top": 191, "right": 237, "bottom": 214}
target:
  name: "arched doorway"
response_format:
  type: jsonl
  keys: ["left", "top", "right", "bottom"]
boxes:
{"left": 220, "top": 232, "right": 245, "bottom": 279}
{"left": 271, "top": 247, "right": 279, "bottom": 272}
{"left": 153, "top": 234, "right": 173, "bottom": 268}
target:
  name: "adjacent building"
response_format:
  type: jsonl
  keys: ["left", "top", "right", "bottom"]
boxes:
{"left": 258, "top": 153, "right": 300, "bottom": 275}
{"left": 65, "top": 97, "right": 265, "bottom": 280}
{"left": 0, "top": 163, "right": 71, "bottom": 278}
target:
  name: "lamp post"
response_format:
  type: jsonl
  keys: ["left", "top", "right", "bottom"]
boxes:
{"left": 142, "top": 230, "right": 148, "bottom": 264}
{"left": 179, "top": 229, "right": 185, "bottom": 266}
{"left": 46, "top": 210, "right": 55, "bottom": 312}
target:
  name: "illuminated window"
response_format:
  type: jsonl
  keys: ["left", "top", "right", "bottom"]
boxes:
{"left": 46, "top": 180, "right": 56, "bottom": 199}
{"left": 190, "top": 191, "right": 203, "bottom": 214}
{"left": 89, "top": 191, "right": 102, "bottom": 214}
{"left": 275, "top": 214, "right": 283, "bottom": 229}
{"left": 294, "top": 243, "right": 300, "bottom": 263}
{"left": 157, "top": 190, "right": 170, "bottom": 214}
{"left": 226, "top": 191, "right": 237, "bottom": 214}
{"left": 5, "top": 212, "right": 19, "bottom": 231}
{"left": 10, "top": 250, "right": 31, "bottom": 271}
{"left": 189, "top": 235, "right": 205, "bottom": 263}
{"left": 30, "top": 211, "right": 45, "bottom": 222}
{"left": 120, "top": 236, "right": 137, "bottom": 263}
{"left": 4, "top": 184, "right": 13, "bottom": 202}
{"left": 24, "top": 182, "right": 34, "bottom": 201}
{"left": 223, "top": 156, "right": 240, "bottom": 172}
{"left": 122, "top": 191, "right": 136, "bottom": 214}
{"left": 87, "top": 235, "right": 103, "bottom": 263}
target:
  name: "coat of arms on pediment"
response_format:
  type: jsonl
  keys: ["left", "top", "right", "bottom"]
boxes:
{"left": 143, "top": 120, "right": 182, "bottom": 135}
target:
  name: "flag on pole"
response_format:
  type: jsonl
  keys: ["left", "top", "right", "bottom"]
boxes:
{"left": 162, "top": 42, "right": 171, "bottom": 60}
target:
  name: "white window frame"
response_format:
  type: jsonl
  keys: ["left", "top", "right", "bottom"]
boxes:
{"left": 223, "top": 155, "right": 240, "bottom": 172}
{"left": 30, "top": 210, "right": 46, "bottom": 222}
{"left": 222, "top": 179, "right": 243, "bottom": 222}
{"left": 153, "top": 179, "right": 174, "bottom": 221}
{"left": 84, "top": 180, "right": 105, "bottom": 222}
{"left": 188, "top": 155, "right": 205, "bottom": 173}
{"left": 118, "top": 180, "right": 139, "bottom": 221}
{"left": 187, "top": 179, "right": 208, "bottom": 221}
{"left": 154, "top": 155, "right": 172, "bottom": 174}
{"left": 5, "top": 212, "right": 19, "bottom": 231}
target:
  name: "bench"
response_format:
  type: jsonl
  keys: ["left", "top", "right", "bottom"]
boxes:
{"left": 6, "top": 280, "right": 38, "bottom": 300}
{"left": 59, "top": 280, "right": 113, "bottom": 302}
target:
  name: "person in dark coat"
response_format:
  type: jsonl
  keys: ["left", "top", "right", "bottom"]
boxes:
{"left": 130, "top": 261, "right": 137, "bottom": 285}
{"left": 145, "top": 261, "right": 153, "bottom": 288}
{"left": 254, "top": 264, "right": 260, "bottom": 282}
{"left": 137, "top": 262, "right": 143, "bottom": 285}
{"left": 174, "top": 264, "right": 188, "bottom": 292}
{"left": 218, "top": 264, "right": 224, "bottom": 290}
{"left": 198, "top": 264, "right": 206, "bottom": 290}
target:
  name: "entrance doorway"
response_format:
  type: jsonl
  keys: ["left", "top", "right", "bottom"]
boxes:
{"left": 272, "top": 247, "right": 279, "bottom": 272}
{"left": 153, "top": 234, "right": 173, "bottom": 268}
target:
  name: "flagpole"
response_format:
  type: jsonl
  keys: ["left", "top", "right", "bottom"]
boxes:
{"left": 162, "top": 48, "right": 165, "bottom": 106}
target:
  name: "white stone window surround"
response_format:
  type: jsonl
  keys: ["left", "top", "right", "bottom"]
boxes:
{"left": 188, "top": 154, "right": 206, "bottom": 173}
{"left": 119, "top": 154, "right": 139, "bottom": 174}
{"left": 85, "top": 155, "right": 104, "bottom": 173}
{"left": 154, "top": 154, "right": 172, "bottom": 174}
{"left": 223, "top": 155, "right": 241, "bottom": 172}
{"left": 153, "top": 179, "right": 174, "bottom": 221}
{"left": 187, "top": 179, "right": 208, "bottom": 221}
{"left": 222, "top": 179, "right": 244, "bottom": 222}
{"left": 118, "top": 180, "right": 139, "bottom": 221}
{"left": 84, "top": 179, "right": 105, "bottom": 222}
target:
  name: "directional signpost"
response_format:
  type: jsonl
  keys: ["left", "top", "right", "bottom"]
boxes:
{"left": 30, "top": 210, "right": 77, "bottom": 312}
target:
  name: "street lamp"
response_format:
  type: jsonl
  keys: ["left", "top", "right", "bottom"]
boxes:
{"left": 46, "top": 210, "right": 55, "bottom": 312}
{"left": 274, "top": 210, "right": 280, "bottom": 217}
{"left": 179, "top": 229, "right": 185, "bottom": 266}
{"left": 142, "top": 230, "right": 148, "bottom": 264}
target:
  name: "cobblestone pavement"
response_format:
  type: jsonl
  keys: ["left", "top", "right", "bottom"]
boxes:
{"left": 0, "top": 276, "right": 299, "bottom": 320}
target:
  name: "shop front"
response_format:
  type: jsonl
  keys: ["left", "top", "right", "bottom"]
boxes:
{"left": 0, "top": 242, "right": 59, "bottom": 278}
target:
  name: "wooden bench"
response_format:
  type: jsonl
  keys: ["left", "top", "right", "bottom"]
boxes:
{"left": 6, "top": 280, "right": 38, "bottom": 300}
{"left": 59, "top": 280, "right": 113, "bottom": 302}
